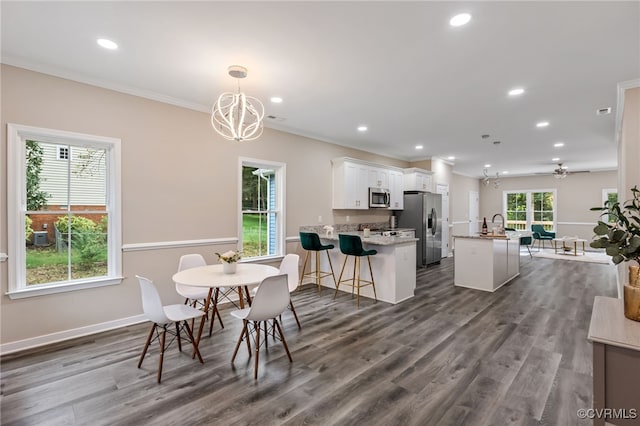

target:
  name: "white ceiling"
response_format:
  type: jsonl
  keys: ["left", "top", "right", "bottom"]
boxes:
{"left": 2, "top": 1, "right": 639, "bottom": 177}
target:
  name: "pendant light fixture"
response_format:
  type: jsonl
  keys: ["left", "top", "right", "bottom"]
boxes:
{"left": 211, "top": 65, "right": 264, "bottom": 142}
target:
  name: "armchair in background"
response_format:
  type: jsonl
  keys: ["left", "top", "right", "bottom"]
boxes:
{"left": 531, "top": 224, "right": 556, "bottom": 250}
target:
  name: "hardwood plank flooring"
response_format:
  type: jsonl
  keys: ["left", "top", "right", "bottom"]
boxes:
{"left": 1, "top": 255, "right": 617, "bottom": 425}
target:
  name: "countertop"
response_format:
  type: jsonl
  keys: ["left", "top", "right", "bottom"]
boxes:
{"left": 453, "top": 231, "right": 528, "bottom": 240}
{"left": 588, "top": 296, "right": 640, "bottom": 351}
{"left": 318, "top": 231, "right": 418, "bottom": 246}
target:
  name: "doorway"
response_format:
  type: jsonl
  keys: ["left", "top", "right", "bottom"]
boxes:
{"left": 469, "top": 190, "right": 479, "bottom": 235}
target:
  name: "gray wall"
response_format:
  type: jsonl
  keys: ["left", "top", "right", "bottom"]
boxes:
{"left": 478, "top": 171, "right": 617, "bottom": 242}
{"left": 1, "top": 65, "right": 414, "bottom": 348}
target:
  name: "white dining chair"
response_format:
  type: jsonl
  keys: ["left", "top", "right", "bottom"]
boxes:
{"left": 136, "top": 275, "right": 204, "bottom": 384}
{"left": 176, "top": 254, "right": 224, "bottom": 335}
{"left": 252, "top": 254, "right": 302, "bottom": 329}
{"left": 231, "top": 274, "right": 293, "bottom": 379}
{"left": 279, "top": 254, "right": 302, "bottom": 329}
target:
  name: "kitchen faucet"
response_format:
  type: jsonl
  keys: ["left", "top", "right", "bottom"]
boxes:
{"left": 492, "top": 213, "right": 505, "bottom": 234}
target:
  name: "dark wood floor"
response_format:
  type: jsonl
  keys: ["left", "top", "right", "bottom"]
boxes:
{"left": 1, "top": 255, "right": 617, "bottom": 426}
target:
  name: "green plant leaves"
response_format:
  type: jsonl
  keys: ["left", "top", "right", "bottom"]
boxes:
{"left": 590, "top": 186, "right": 640, "bottom": 264}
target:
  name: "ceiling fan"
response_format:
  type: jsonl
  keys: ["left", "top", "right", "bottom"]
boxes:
{"left": 538, "top": 163, "right": 590, "bottom": 179}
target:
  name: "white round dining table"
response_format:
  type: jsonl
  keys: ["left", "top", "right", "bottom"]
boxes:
{"left": 172, "top": 263, "right": 279, "bottom": 347}
{"left": 172, "top": 263, "right": 279, "bottom": 290}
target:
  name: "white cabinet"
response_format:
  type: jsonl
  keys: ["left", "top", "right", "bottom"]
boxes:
{"left": 388, "top": 170, "right": 404, "bottom": 210}
{"left": 369, "top": 167, "right": 389, "bottom": 189}
{"left": 404, "top": 168, "right": 433, "bottom": 192}
{"left": 332, "top": 157, "right": 403, "bottom": 210}
{"left": 332, "top": 159, "right": 369, "bottom": 209}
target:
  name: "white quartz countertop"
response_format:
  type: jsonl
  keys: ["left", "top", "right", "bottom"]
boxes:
{"left": 319, "top": 231, "right": 418, "bottom": 246}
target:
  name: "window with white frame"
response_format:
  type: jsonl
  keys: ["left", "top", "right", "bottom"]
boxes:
{"left": 239, "top": 158, "right": 285, "bottom": 260}
{"left": 7, "top": 124, "right": 122, "bottom": 298}
{"left": 504, "top": 189, "right": 557, "bottom": 232}
{"left": 56, "top": 145, "right": 70, "bottom": 160}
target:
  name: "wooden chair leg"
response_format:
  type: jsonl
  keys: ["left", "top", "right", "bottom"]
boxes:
{"left": 214, "top": 288, "right": 224, "bottom": 329}
{"left": 299, "top": 251, "right": 310, "bottom": 290}
{"left": 209, "top": 288, "right": 223, "bottom": 337}
{"left": 367, "top": 255, "right": 377, "bottom": 303}
{"left": 334, "top": 256, "right": 349, "bottom": 300}
{"left": 232, "top": 321, "right": 247, "bottom": 363}
{"left": 290, "top": 300, "right": 302, "bottom": 329}
{"left": 274, "top": 318, "right": 292, "bottom": 362}
{"left": 254, "top": 321, "right": 261, "bottom": 379}
{"left": 355, "top": 256, "right": 360, "bottom": 307}
{"left": 352, "top": 256, "right": 357, "bottom": 297}
{"left": 184, "top": 321, "right": 203, "bottom": 364}
{"left": 157, "top": 326, "right": 167, "bottom": 384}
{"left": 325, "top": 250, "right": 337, "bottom": 288}
{"left": 138, "top": 323, "right": 156, "bottom": 368}
{"left": 315, "top": 251, "right": 322, "bottom": 293}
{"left": 175, "top": 322, "right": 182, "bottom": 352}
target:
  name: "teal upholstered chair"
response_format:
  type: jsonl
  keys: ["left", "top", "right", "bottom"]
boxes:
{"left": 505, "top": 227, "right": 532, "bottom": 258}
{"left": 335, "top": 234, "right": 378, "bottom": 307}
{"left": 299, "top": 232, "right": 336, "bottom": 293}
{"left": 531, "top": 224, "right": 556, "bottom": 250}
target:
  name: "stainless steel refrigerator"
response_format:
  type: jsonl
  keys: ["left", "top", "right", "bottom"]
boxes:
{"left": 397, "top": 191, "right": 442, "bottom": 267}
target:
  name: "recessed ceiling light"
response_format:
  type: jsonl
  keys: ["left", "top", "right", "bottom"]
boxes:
{"left": 536, "top": 121, "right": 550, "bottom": 128}
{"left": 450, "top": 13, "right": 472, "bottom": 27}
{"left": 357, "top": 126, "right": 368, "bottom": 132}
{"left": 270, "top": 97, "right": 283, "bottom": 103}
{"left": 97, "top": 38, "right": 118, "bottom": 50}
{"left": 447, "top": 156, "right": 455, "bottom": 160}
{"left": 552, "top": 157, "right": 560, "bottom": 162}
{"left": 508, "top": 88, "right": 525, "bottom": 96}
{"left": 415, "top": 145, "right": 424, "bottom": 150}
{"left": 502, "top": 171, "right": 509, "bottom": 174}
{"left": 484, "top": 164, "right": 492, "bottom": 168}
{"left": 554, "top": 142, "right": 564, "bottom": 147}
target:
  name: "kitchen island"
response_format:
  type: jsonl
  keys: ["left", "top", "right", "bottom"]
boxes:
{"left": 300, "top": 228, "right": 417, "bottom": 304}
{"left": 453, "top": 233, "right": 520, "bottom": 292}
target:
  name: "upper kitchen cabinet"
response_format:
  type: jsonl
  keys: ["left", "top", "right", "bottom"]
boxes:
{"left": 369, "top": 167, "right": 389, "bottom": 189}
{"left": 404, "top": 168, "right": 433, "bottom": 192}
{"left": 332, "top": 158, "right": 404, "bottom": 210}
{"left": 388, "top": 170, "right": 404, "bottom": 210}
{"left": 332, "top": 158, "right": 370, "bottom": 209}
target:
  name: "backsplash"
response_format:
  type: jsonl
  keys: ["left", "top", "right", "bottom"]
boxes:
{"left": 300, "top": 222, "right": 390, "bottom": 234}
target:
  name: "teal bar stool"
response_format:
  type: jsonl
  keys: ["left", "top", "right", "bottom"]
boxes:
{"left": 299, "top": 232, "right": 337, "bottom": 293}
{"left": 335, "top": 234, "right": 378, "bottom": 307}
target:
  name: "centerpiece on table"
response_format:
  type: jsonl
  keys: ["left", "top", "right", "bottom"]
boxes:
{"left": 591, "top": 186, "right": 640, "bottom": 321}
{"left": 216, "top": 250, "right": 242, "bottom": 274}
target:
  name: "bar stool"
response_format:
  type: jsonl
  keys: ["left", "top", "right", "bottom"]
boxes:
{"left": 335, "top": 234, "right": 378, "bottom": 307}
{"left": 299, "top": 232, "right": 337, "bottom": 293}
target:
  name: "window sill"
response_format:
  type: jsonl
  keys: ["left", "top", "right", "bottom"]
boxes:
{"left": 6, "top": 276, "right": 124, "bottom": 299}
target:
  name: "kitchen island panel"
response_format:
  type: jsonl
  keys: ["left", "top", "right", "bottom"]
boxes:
{"left": 313, "top": 234, "right": 417, "bottom": 304}
{"left": 454, "top": 235, "right": 520, "bottom": 292}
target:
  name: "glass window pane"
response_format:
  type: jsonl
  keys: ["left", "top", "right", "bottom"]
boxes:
{"left": 242, "top": 213, "right": 268, "bottom": 257}
{"left": 241, "top": 165, "right": 278, "bottom": 259}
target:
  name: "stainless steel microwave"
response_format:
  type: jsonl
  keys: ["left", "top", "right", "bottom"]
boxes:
{"left": 369, "top": 187, "right": 390, "bottom": 208}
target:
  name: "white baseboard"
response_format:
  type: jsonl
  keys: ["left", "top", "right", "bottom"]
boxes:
{"left": 0, "top": 296, "right": 248, "bottom": 355}
{"left": 0, "top": 314, "right": 147, "bottom": 355}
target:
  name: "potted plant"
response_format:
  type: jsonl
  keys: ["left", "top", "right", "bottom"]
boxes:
{"left": 215, "top": 250, "right": 242, "bottom": 274}
{"left": 591, "top": 185, "right": 640, "bottom": 320}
